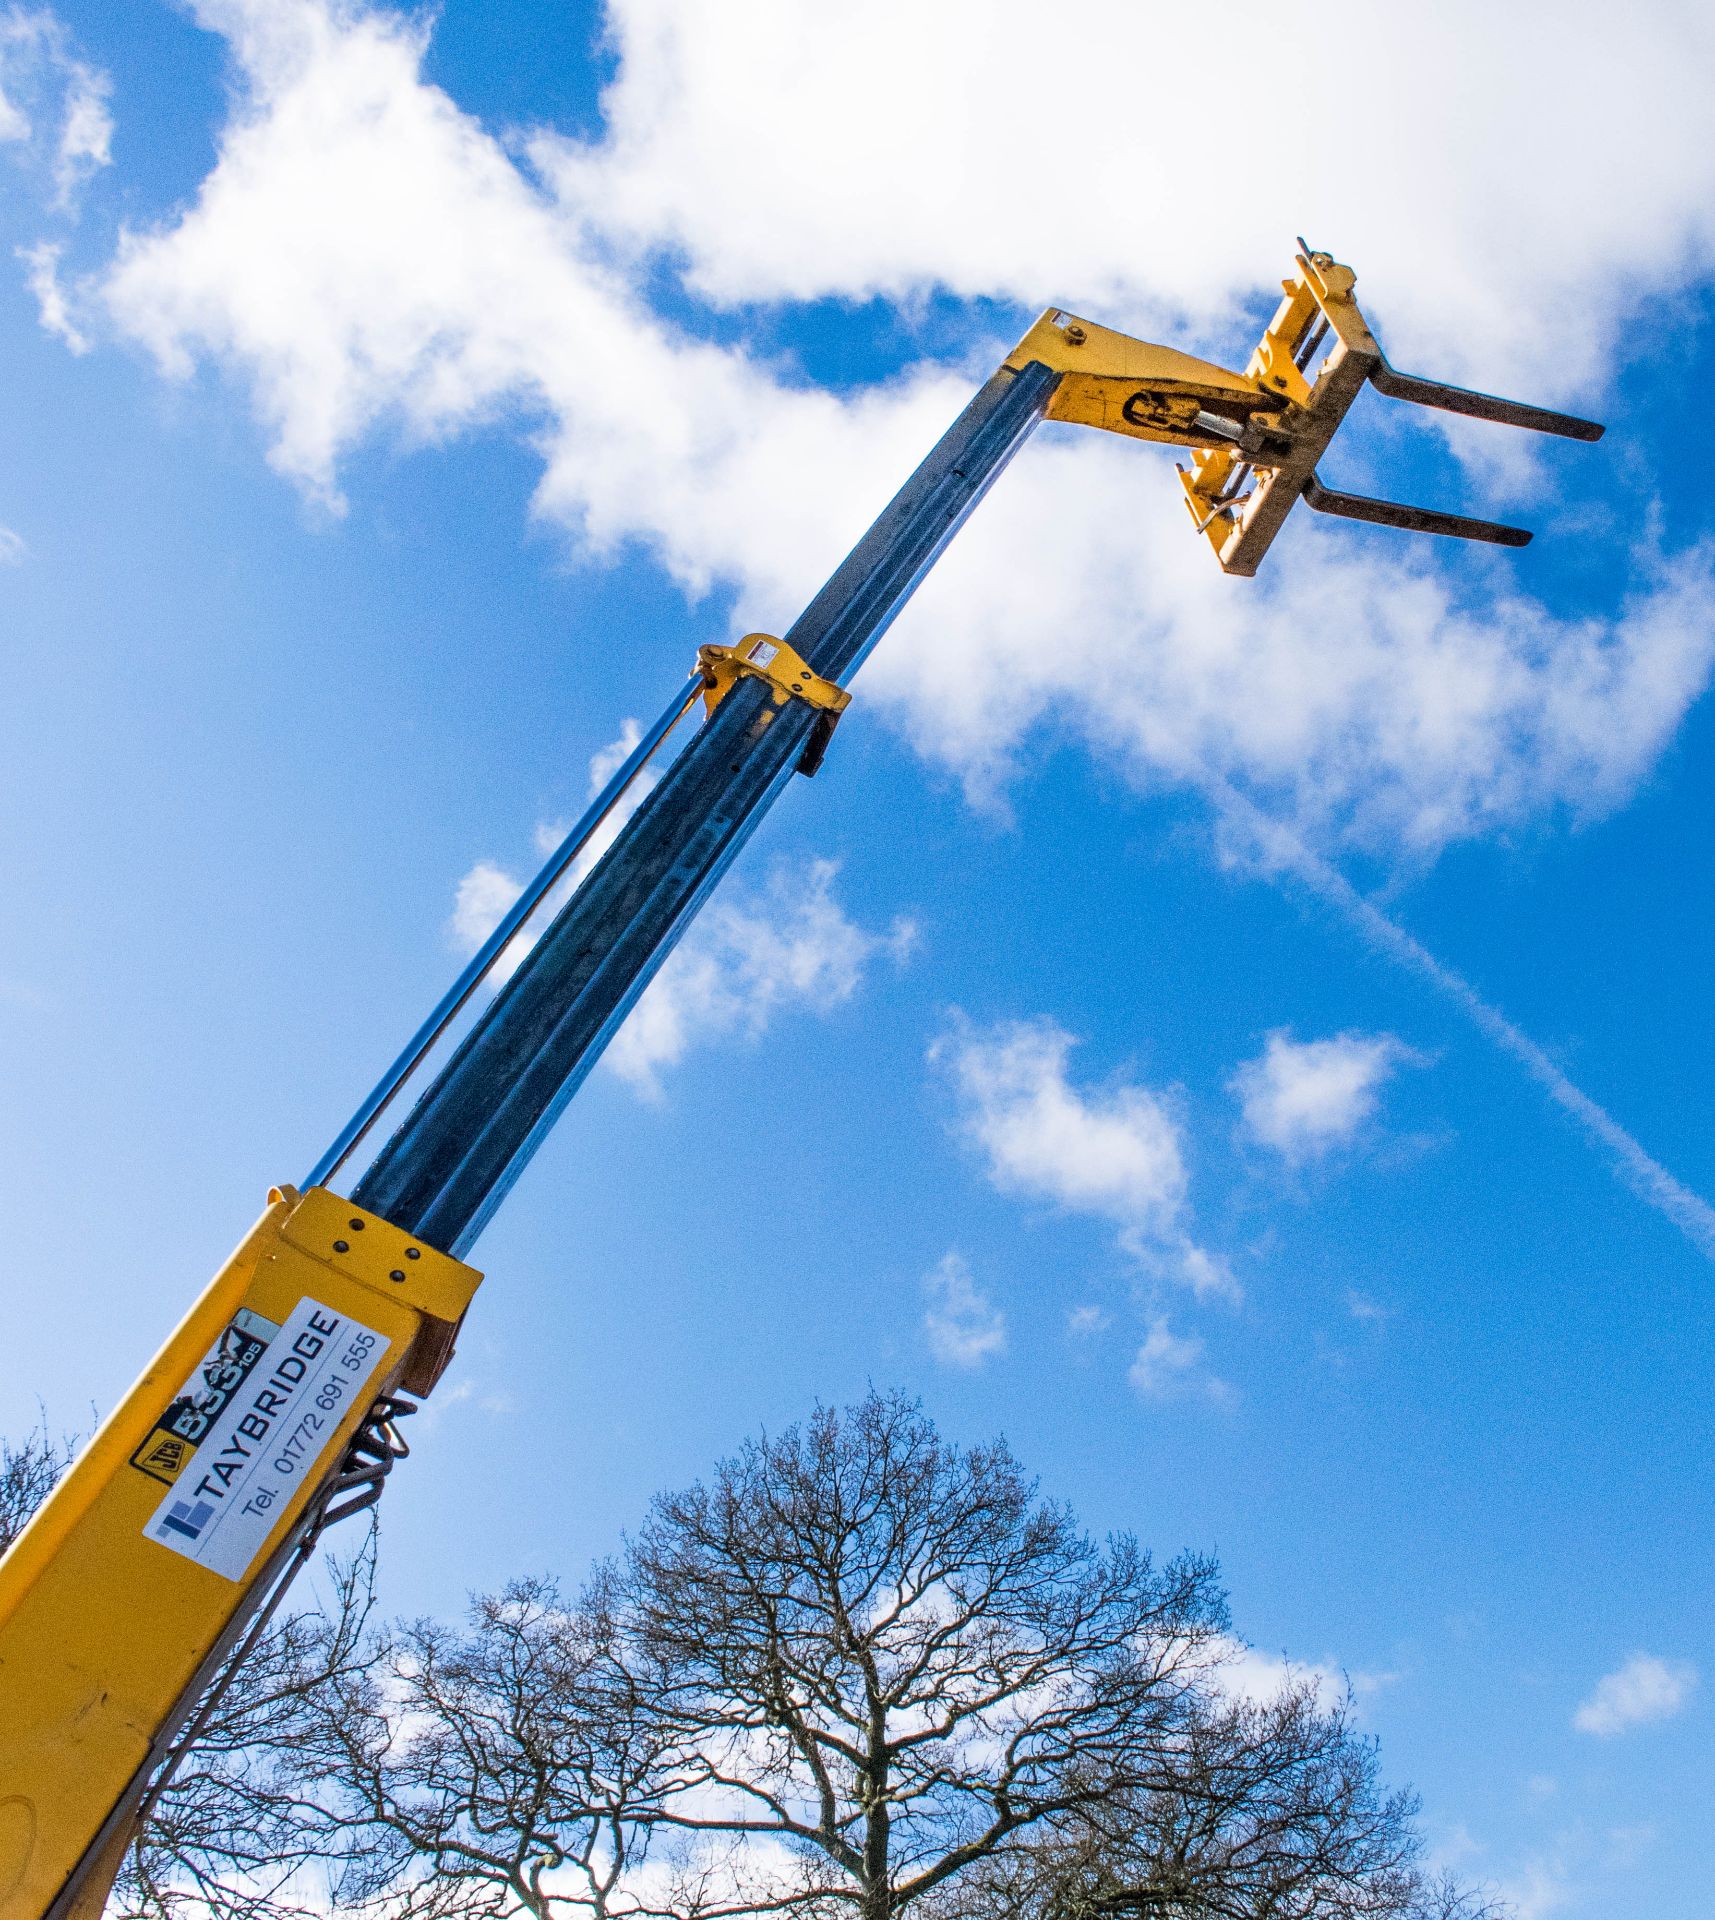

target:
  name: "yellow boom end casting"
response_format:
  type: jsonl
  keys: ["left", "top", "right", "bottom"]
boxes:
{"left": 0, "top": 247, "right": 1601, "bottom": 1920}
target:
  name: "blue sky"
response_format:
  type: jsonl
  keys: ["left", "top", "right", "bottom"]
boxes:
{"left": 2, "top": 3, "right": 1713, "bottom": 1914}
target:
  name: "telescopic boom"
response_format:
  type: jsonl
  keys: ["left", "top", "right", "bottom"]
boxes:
{"left": 0, "top": 249, "right": 1599, "bottom": 1920}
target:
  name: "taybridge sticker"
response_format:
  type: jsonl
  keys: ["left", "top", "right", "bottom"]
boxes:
{"left": 143, "top": 1297, "right": 386, "bottom": 1582}
{"left": 130, "top": 1305, "right": 281, "bottom": 1487}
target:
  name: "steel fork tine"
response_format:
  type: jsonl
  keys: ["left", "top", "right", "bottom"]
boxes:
{"left": 1369, "top": 355, "right": 1604, "bottom": 442}
{"left": 1304, "top": 473, "right": 1533, "bottom": 546}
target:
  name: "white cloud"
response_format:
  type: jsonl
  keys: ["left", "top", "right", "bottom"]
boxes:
{"left": 583, "top": 715, "right": 644, "bottom": 795}
{"left": 932, "top": 1015, "right": 1232, "bottom": 1298}
{"left": 1495, "top": 1859, "right": 1572, "bottom": 1920}
{"left": 1573, "top": 1653, "right": 1699, "bottom": 1736}
{"left": 18, "top": 0, "right": 1706, "bottom": 1262}
{"left": 1224, "top": 788, "right": 1715, "bottom": 1262}
{"left": 1231, "top": 1028, "right": 1416, "bottom": 1164}
{"left": 0, "top": 8, "right": 111, "bottom": 206}
{"left": 935, "top": 1016, "right": 1184, "bottom": 1229}
{"left": 1066, "top": 1304, "right": 1110, "bottom": 1337}
{"left": 0, "top": 525, "right": 24, "bottom": 565}
{"left": 18, "top": 240, "right": 87, "bottom": 352}
{"left": 604, "top": 857, "right": 913, "bottom": 1098}
{"left": 530, "top": 715, "right": 664, "bottom": 889}
{"left": 1128, "top": 1316, "right": 1230, "bottom": 1402}
{"left": 410, "top": 1374, "right": 515, "bottom": 1438}
{"left": 1208, "top": 1636, "right": 1343, "bottom": 1713}
{"left": 1349, "top": 1667, "right": 1402, "bottom": 1704}
{"left": 921, "top": 1252, "right": 1005, "bottom": 1369}
{"left": 552, "top": 0, "right": 1715, "bottom": 403}
{"left": 1485, "top": 1826, "right": 1660, "bottom": 1920}
{"left": 447, "top": 858, "right": 522, "bottom": 955}
{"left": 50, "top": 45, "right": 107, "bottom": 200}
{"left": 446, "top": 716, "right": 665, "bottom": 985}
{"left": 1205, "top": 1635, "right": 1394, "bottom": 1718}
{"left": 58, "top": 0, "right": 1713, "bottom": 871}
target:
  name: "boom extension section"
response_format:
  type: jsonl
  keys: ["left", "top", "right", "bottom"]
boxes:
{"left": 0, "top": 246, "right": 1602, "bottom": 1920}
{"left": 1009, "top": 243, "right": 1603, "bottom": 575}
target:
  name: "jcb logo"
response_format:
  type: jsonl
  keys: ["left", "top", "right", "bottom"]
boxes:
{"left": 132, "top": 1432, "right": 192, "bottom": 1488}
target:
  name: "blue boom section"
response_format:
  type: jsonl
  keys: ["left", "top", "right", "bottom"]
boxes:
{"left": 351, "top": 359, "right": 1061, "bottom": 1257}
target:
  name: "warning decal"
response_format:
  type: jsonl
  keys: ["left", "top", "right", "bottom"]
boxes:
{"left": 143, "top": 1296, "right": 387, "bottom": 1582}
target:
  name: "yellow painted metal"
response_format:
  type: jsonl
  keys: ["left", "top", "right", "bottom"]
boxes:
{"left": 1177, "top": 250, "right": 1382, "bottom": 575}
{"left": 1006, "top": 309, "right": 1279, "bottom": 449}
{"left": 0, "top": 1187, "right": 482, "bottom": 1920}
{"left": 1004, "top": 252, "right": 1386, "bottom": 576}
{"left": 697, "top": 633, "right": 853, "bottom": 718}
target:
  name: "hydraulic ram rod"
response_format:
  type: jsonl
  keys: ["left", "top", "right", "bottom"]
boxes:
{"left": 351, "top": 358, "right": 1060, "bottom": 1256}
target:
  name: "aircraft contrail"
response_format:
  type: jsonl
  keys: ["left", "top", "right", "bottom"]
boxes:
{"left": 1220, "top": 787, "right": 1715, "bottom": 1263}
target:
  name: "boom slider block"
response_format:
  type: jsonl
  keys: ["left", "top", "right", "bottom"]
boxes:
{"left": 1007, "top": 246, "right": 1603, "bottom": 576}
{"left": 698, "top": 632, "right": 852, "bottom": 776}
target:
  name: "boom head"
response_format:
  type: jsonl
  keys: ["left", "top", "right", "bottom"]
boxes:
{"left": 1007, "top": 244, "right": 1603, "bottom": 576}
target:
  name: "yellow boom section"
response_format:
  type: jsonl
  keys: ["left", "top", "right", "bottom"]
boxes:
{"left": 0, "top": 1187, "right": 481, "bottom": 1920}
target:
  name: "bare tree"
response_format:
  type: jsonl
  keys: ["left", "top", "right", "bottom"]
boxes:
{"left": 0, "top": 1413, "right": 77, "bottom": 1552}
{"left": 299, "top": 1393, "right": 1235, "bottom": 1920}
{"left": 112, "top": 1538, "right": 382, "bottom": 1920}
{"left": 920, "top": 1682, "right": 1504, "bottom": 1920}
{"left": 2, "top": 1399, "right": 1503, "bottom": 1920}
{"left": 292, "top": 1395, "right": 1506, "bottom": 1920}
{"left": 294, "top": 1577, "right": 671, "bottom": 1920}
{"left": 598, "top": 1390, "right": 1230, "bottom": 1919}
